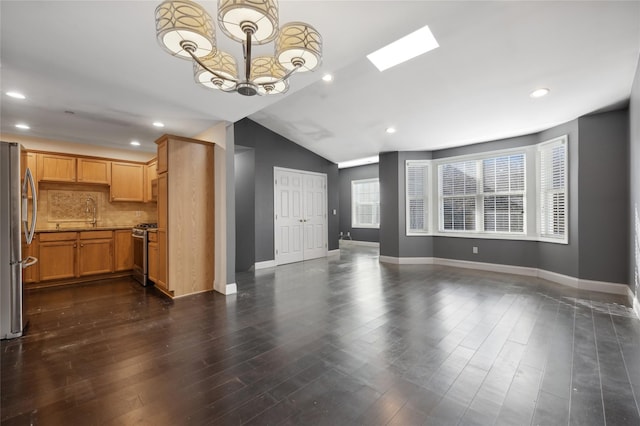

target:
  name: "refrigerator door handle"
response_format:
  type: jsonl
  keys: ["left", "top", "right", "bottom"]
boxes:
{"left": 22, "top": 167, "right": 37, "bottom": 245}
{"left": 21, "top": 256, "right": 38, "bottom": 268}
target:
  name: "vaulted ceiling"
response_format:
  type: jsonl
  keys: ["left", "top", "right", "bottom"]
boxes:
{"left": 1, "top": 1, "right": 639, "bottom": 164}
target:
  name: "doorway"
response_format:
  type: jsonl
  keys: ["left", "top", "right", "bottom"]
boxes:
{"left": 274, "top": 167, "right": 328, "bottom": 265}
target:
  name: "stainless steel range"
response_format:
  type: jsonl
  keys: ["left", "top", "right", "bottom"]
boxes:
{"left": 132, "top": 223, "right": 157, "bottom": 286}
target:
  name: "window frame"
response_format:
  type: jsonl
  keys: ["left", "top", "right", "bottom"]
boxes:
{"left": 351, "top": 178, "right": 380, "bottom": 229}
{"left": 536, "top": 136, "right": 569, "bottom": 244}
{"left": 436, "top": 149, "right": 528, "bottom": 236}
{"left": 406, "top": 161, "right": 431, "bottom": 235}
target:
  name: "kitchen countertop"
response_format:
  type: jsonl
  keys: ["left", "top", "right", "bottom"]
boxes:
{"left": 36, "top": 226, "right": 134, "bottom": 233}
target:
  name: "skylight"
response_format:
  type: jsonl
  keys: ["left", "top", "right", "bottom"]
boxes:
{"left": 367, "top": 25, "right": 439, "bottom": 72}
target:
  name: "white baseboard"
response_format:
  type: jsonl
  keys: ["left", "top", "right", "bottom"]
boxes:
{"left": 435, "top": 258, "right": 538, "bottom": 277}
{"left": 328, "top": 249, "right": 340, "bottom": 256}
{"left": 223, "top": 283, "right": 237, "bottom": 295}
{"left": 379, "top": 256, "right": 630, "bottom": 297}
{"left": 630, "top": 288, "right": 640, "bottom": 320}
{"left": 340, "top": 240, "right": 380, "bottom": 247}
{"left": 379, "top": 256, "right": 434, "bottom": 265}
{"left": 255, "top": 260, "right": 276, "bottom": 270}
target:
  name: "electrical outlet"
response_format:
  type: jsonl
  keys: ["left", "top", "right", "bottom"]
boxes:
{"left": 473, "top": 246, "right": 478, "bottom": 254}
{"left": 135, "top": 210, "right": 141, "bottom": 217}
{"left": 333, "top": 209, "right": 337, "bottom": 215}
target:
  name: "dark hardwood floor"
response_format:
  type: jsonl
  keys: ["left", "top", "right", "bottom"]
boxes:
{"left": 2, "top": 244, "right": 640, "bottom": 425}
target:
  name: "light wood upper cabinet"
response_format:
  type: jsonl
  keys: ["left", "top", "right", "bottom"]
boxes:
{"left": 77, "top": 158, "right": 111, "bottom": 184}
{"left": 21, "top": 152, "right": 38, "bottom": 199}
{"left": 145, "top": 160, "right": 158, "bottom": 203}
{"left": 157, "top": 140, "right": 167, "bottom": 174}
{"left": 111, "top": 162, "right": 144, "bottom": 202}
{"left": 37, "top": 153, "right": 76, "bottom": 182}
{"left": 114, "top": 229, "right": 133, "bottom": 271}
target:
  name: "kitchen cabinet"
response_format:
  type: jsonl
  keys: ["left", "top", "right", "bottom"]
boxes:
{"left": 156, "top": 173, "right": 168, "bottom": 291}
{"left": 111, "top": 162, "right": 144, "bottom": 202}
{"left": 78, "top": 231, "right": 113, "bottom": 276}
{"left": 21, "top": 234, "right": 38, "bottom": 284}
{"left": 145, "top": 160, "right": 158, "bottom": 203}
{"left": 154, "top": 135, "right": 214, "bottom": 297}
{"left": 147, "top": 231, "right": 158, "bottom": 284}
{"left": 21, "top": 151, "right": 37, "bottom": 199}
{"left": 39, "top": 232, "right": 77, "bottom": 281}
{"left": 114, "top": 230, "right": 134, "bottom": 271}
{"left": 36, "top": 230, "right": 122, "bottom": 283}
{"left": 77, "top": 158, "right": 110, "bottom": 184}
{"left": 157, "top": 140, "right": 167, "bottom": 174}
{"left": 37, "top": 153, "right": 76, "bottom": 182}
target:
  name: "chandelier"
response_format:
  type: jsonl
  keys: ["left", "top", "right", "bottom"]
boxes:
{"left": 155, "top": 0, "right": 322, "bottom": 96}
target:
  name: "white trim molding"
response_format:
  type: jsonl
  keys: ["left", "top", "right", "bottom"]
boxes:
{"left": 328, "top": 249, "right": 341, "bottom": 256}
{"left": 255, "top": 260, "right": 276, "bottom": 270}
{"left": 379, "top": 256, "right": 630, "bottom": 297}
{"left": 340, "top": 240, "right": 380, "bottom": 248}
{"left": 630, "top": 288, "right": 640, "bottom": 320}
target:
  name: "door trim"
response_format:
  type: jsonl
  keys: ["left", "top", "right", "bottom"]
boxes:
{"left": 273, "top": 167, "right": 328, "bottom": 266}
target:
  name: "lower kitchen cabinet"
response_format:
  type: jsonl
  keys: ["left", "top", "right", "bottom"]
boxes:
{"left": 39, "top": 232, "right": 77, "bottom": 281}
{"left": 22, "top": 234, "right": 38, "bottom": 284}
{"left": 148, "top": 231, "right": 158, "bottom": 284}
{"left": 34, "top": 230, "right": 126, "bottom": 284}
{"left": 78, "top": 231, "right": 113, "bottom": 276}
{"left": 114, "top": 230, "right": 134, "bottom": 271}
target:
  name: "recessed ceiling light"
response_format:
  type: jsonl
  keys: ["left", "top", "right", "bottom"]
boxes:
{"left": 386, "top": 127, "right": 396, "bottom": 134}
{"left": 153, "top": 121, "right": 165, "bottom": 128}
{"left": 15, "top": 123, "right": 30, "bottom": 130}
{"left": 367, "top": 25, "right": 439, "bottom": 72}
{"left": 322, "top": 74, "right": 333, "bottom": 82}
{"left": 6, "top": 91, "right": 26, "bottom": 100}
{"left": 530, "top": 88, "right": 550, "bottom": 98}
{"left": 130, "top": 141, "right": 141, "bottom": 146}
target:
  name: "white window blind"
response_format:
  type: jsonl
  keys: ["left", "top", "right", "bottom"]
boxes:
{"left": 482, "top": 154, "right": 525, "bottom": 233}
{"left": 352, "top": 178, "right": 380, "bottom": 228}
{"left": 406, "top": 162, "right": 429, "bottom": 234}
{"left": 440, "top": 160, "right": 477, "bottom": 231}
{"left": 538, "top": 138, "right": 567, "bottom": 241}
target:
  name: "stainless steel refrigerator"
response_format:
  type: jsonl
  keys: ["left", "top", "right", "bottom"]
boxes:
{"left": 1, "top": 142, "right": 37, "bottom": 339}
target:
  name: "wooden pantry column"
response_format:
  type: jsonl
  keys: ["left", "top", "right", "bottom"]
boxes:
{"left": 155, "top": 135, "right": 215, "bottom": 298}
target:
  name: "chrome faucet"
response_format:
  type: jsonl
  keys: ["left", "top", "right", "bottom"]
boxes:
{"left": 85, "top": 196, "right": 97, "bottom": 227}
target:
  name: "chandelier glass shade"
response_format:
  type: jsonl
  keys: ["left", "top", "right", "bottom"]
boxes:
{"left": 155, "top": 0, "right": 322, "bottom": 96}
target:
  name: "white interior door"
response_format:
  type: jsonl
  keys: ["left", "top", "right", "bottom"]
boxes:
{"left": 303, "top": 173, "right": 327, "bottom": 260}
{"left": 275, "top": 168, "right": 327, "bottom": 265}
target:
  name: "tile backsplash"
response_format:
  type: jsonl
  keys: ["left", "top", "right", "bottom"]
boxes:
{"left": 36, "top": 183, "right": 157, "bottom": 230}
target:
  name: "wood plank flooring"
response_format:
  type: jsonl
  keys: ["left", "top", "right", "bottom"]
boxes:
{"left": 2, "top": 244, "right": 640, "bottom": 425}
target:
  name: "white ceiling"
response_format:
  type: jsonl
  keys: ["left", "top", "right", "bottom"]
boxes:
{"left": 1, "top": 1, "right": 639, "bottom": 163}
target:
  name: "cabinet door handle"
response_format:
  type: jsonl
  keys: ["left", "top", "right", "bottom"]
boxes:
{"left": 80, "top": 244, "right": 84, "bottom": 247}
{"left": 73, "top": 244, "right": 77, "bottom": 248}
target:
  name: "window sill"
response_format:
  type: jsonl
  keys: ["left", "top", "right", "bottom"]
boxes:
{"left": 404, "top": 231, "right": 568, "bottom": 244}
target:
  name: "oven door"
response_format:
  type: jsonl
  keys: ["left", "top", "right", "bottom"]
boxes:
{"left": 131, "top": 231, "right": 147, "bottom": 285}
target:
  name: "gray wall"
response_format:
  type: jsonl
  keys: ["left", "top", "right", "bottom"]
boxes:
{"left": 380, "top": 113, "right": 631, "bottom": 285}
{"left": 233, "top": 118, "right": 339, "bottom": 263}
{"left": 379, "top": 152, "right": 400, "bottom": 257}
{"left": 578, "top": 110, "right": 629, "bottom": 283}
{"left": 630, "top": 56, "right": 640, "bottom": 296}
{"left": 234, "top": 147, "right": 255, "bottom": 271}
{"left": 338, "top": 163, "right": 379, "bottom": 242}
